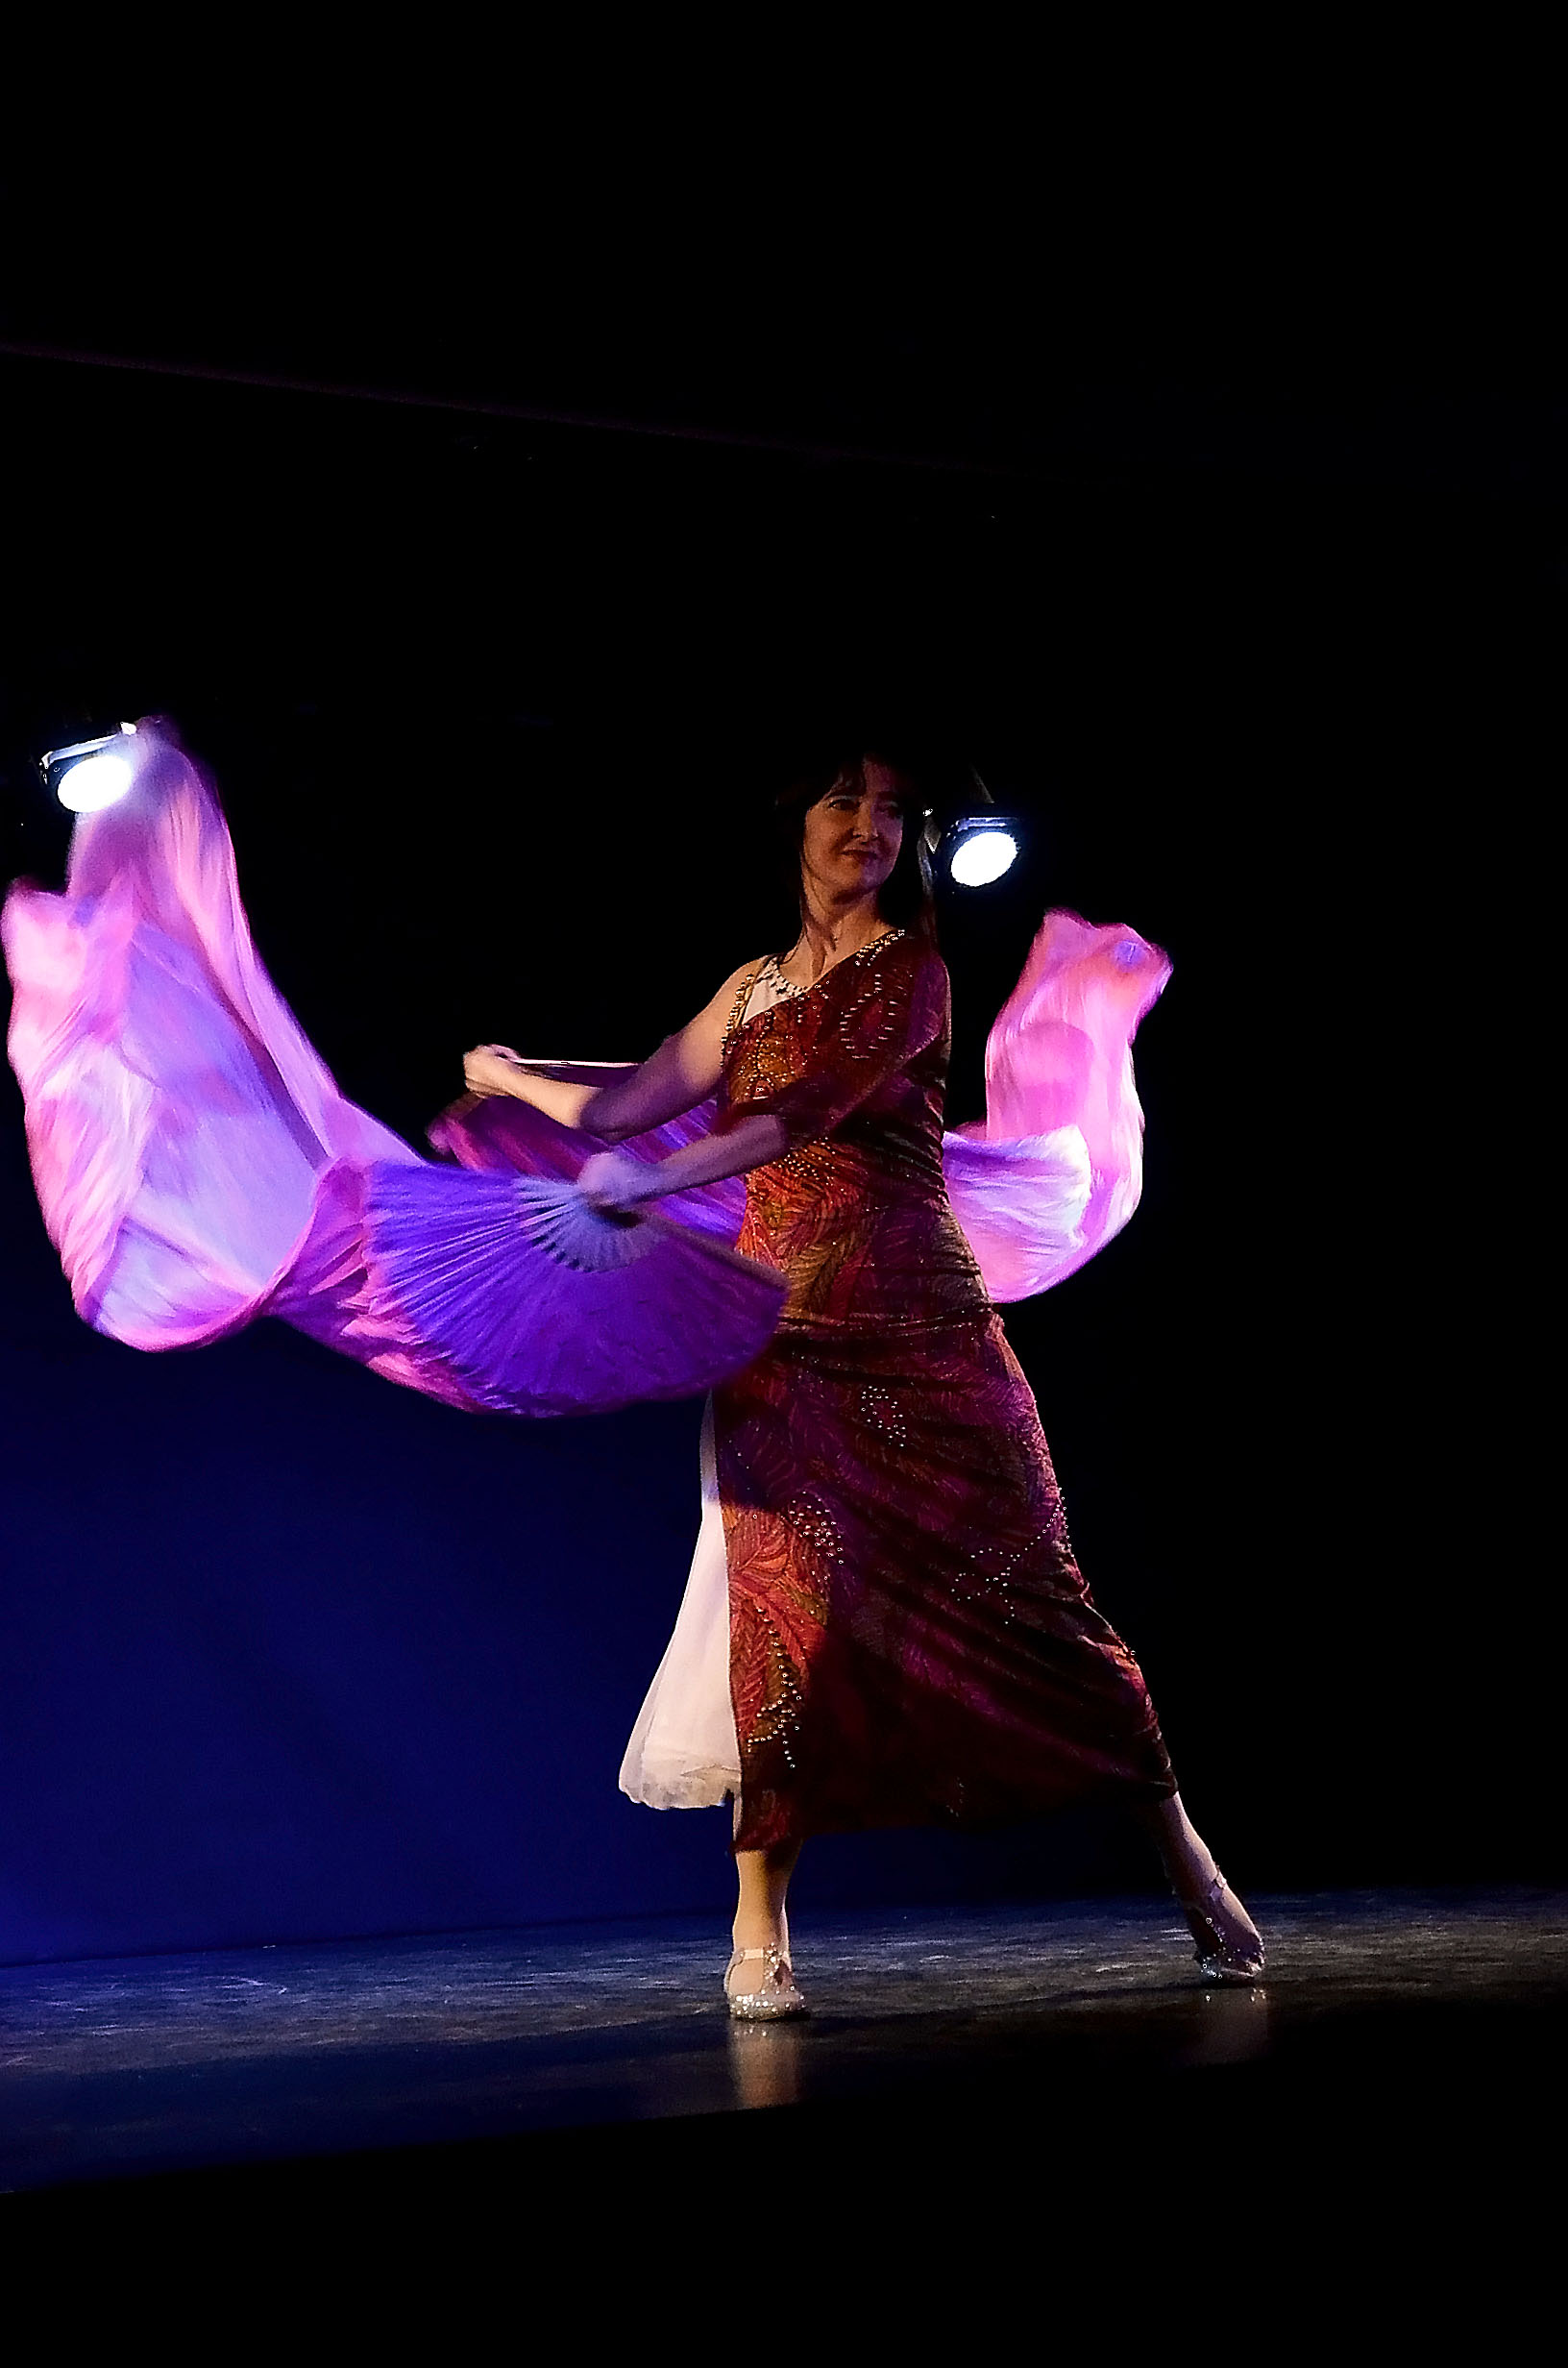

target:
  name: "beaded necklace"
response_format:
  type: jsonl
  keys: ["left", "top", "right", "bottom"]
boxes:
{"left": 756, "top": 949, "right": 808, "bottom": 1004}
{"left": 763, "top": 927, "right": 903, "bottom": 1005}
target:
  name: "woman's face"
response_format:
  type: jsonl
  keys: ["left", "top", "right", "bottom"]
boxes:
{"left": 800, "top": 759, "right": 906, "bottom": 905}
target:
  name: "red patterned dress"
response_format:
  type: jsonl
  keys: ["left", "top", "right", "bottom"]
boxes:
{"left": 715, "top": 927, "right": 1176, "bottom": 1853}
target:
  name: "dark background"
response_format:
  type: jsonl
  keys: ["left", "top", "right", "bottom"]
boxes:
{"left": 0, "top": 120, "right": 1557, "bottom": 1960}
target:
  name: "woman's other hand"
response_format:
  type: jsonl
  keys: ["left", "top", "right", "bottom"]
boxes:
{"left": 577, "top": 1149, "right": 660, "bottom": 1212}
{"left": 463, "top": 1046, "right": 524, "bottom": 1097}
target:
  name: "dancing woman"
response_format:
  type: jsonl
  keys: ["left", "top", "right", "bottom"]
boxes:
{"left": 4, "top": 720, "right": 1262, "bottom": 2007}
{"left": 462, "top": 752, "right": 1264, "bottom": 2015}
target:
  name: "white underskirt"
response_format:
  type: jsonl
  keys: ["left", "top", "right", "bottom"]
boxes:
{"left": 618, "top": 1394, "right": 741, "bottom": 1809}
{"left": 620, "top": 955, "right": 795, "bottom": 1813}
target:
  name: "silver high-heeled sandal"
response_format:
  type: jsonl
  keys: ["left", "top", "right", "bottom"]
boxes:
{"left": 724, "top": 1944, "right": 808, "bottom": 2020}
{"left": 1176, "top": 1867, "right": 1266, "bottom": 1985}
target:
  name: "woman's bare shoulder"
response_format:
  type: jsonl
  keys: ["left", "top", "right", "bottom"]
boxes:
{"left": 677, "top": 955, "right": 769, "bottom": 1043}
{"left": 705, "top": 954, "right": 769, "bottom": 1009}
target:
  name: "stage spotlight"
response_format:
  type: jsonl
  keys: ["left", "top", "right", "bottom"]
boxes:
{"left": 945, "top": 820, "right": 1019, "bottom": 886}
{"left": 40, "top": 726, "right": 138, "bottom": 815}
{"left": 919, "top": 770, "right": 1022, "bottom": 889}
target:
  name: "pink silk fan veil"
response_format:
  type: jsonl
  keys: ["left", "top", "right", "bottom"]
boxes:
{"left": 3, "top": 721, "right": 1170, "bottom": 1415}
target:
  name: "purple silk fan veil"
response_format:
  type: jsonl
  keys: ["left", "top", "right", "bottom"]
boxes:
{"left": 1, "top": 722, "right": 787, "bottom": 1416}
{"left": 3, "top": 720, "right": 1170, "bottom": 1415}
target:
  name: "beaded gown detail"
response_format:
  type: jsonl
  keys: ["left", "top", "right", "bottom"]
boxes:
{"left": 704, "top": 933, "right": 1175, "bottom": 1851}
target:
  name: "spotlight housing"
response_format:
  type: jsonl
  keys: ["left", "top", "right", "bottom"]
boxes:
{"left": 944, "top": 817, "right": 1020, "bottom": 886}
{"left": 922, "top": 776, "right": 1023, "bottom": 888}
{"left": 40, "top": 725, "right": 139, "bottom": 815}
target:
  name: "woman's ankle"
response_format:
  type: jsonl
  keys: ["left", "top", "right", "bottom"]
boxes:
{"left": 731, "top": 1912, "right": 787, "bottom": 1954}
{"left": 732, "top": 1840, "right": 800, "bottom": 1956}
{"left": 1136, "top": 1792, "right": 1219, "bottom": 1898}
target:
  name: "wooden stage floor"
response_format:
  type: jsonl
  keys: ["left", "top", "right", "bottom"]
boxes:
{"left": 3, "top": 1887, "right": 1563, "bottom": 2230}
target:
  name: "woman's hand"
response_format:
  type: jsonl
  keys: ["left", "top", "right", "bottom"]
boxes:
{"left": 576, "top": 1149, "right": 661, "bottom": 1212}
{"left": 463, "top": 1045, "right": 525, "bottom": 1097}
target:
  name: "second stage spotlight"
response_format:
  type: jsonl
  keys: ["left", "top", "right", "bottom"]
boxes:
{"left": 923, "top": 773, "right": 1022, "bottom": 888}
{"left": 39, "top": 725, "right": 140, "bottom": 815}
{"left": 944, "top": 817, "right": 1020, "bottom": 886}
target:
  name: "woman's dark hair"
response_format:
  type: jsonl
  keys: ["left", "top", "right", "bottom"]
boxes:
{"left": 772, "top": 749, "right": 942, "bottom": 944}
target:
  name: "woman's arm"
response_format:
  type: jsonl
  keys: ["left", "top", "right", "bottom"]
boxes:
{"left": 459, "top": 1052, "right": 610, "bottom": 1129}
{"left": 578, "top": 1113, "right": 787, "bottom": 1210}
{"left": 463, "top": 959, "right": 761, "bottom": 1140}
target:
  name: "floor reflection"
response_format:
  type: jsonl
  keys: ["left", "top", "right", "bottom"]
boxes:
{"left": 726, "top": 2017, "right": 807, "bottom": 2110}
{"left": 1174, "top": 1984, "right": 1273, "bottom": 2068}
